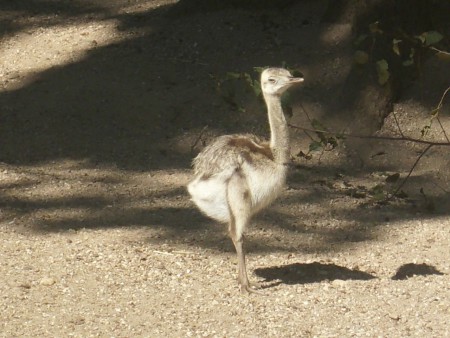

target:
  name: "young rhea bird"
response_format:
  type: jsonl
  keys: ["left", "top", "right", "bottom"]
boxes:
{"left": 187, "top": 68, "right": 304, "bottom": 293}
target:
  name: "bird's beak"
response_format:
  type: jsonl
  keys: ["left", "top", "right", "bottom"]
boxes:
{"left": 288, "top": 76, "right": 304, "bottom": 84}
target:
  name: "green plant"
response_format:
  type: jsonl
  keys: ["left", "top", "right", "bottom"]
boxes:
{"left": 213, "top": 64, "right": 302, "bottom": 115}
{"left": 354, "top": 21, "right": 448, "bottom": 86}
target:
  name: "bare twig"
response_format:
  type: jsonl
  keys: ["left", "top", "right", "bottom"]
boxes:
{"left": 302, "top": 129, "right": 316, "bottom": 142}
{"left": 296, "top": 102, "right": 318, "bottom": 142}
{"left": 436, "top": 116, "right": 450, "bottom": 143}
{"left": 190, "top": 125, "right": 209, "bottom": 153}
{"left": 436, "top": 86, "right": 450, "bottom": 110}
{"left": 153, "top": 250, "right": 194, "bottom": 256}
{"left": 434, "top": 86, "right": 450, "bottom": 142}
{"left": 287, "top": 124, "right": 450, "bottom": 146}
{"left": 388, "top": 144, "right": 433, "bottom": 199}
{"left": 153, "top": 250, "right": 175, "bottom": 256}
{"left": 430, "top": 46, "right": 450, "bottom": 56}
{"left": 392, "top": 111, "right": 405, "bottom": 137}
{"left": 291, "top": 84, "right": 449, "bottom": 203}
{"left": 299, "top": 101, "right": 314, "bottom": 124}
{"left": 430, "top": 180, "right": 449, "bottom": 194}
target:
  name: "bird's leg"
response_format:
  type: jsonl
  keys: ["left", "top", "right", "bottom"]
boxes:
{"left": 230, "top": 229, "right": 250, "bottom": 291}
{"left": 227, "top": 170, "right": 261, "bottom": 294}
{"left": 230, "top": 233, "right": 262, "bottom": 294}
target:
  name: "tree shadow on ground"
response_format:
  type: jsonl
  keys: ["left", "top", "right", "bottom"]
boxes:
{"left": 0, "top": 0, "right": 106, "bottom": 38}
{"left": 1, "top": 0, "right": 448, "bottom": 170}
{"left": 0, "top": 0, "right": 353, "bottom": 170}
{"left": 1, "top": 0, "right": 449, "bottom": 256}
{"left": 254, "top": 262, "right": 376, "bottom": 286}
{"left": 2, "top": 161, "right": 450, "bottom": 256}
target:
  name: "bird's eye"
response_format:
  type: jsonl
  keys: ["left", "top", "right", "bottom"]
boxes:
{"left": 268, "top": 78, "right": 276, "bottom": 84}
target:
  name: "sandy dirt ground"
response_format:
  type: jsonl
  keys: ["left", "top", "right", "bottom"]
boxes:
{"left": 1, "top": 1, "right": 449, "bottom": 337}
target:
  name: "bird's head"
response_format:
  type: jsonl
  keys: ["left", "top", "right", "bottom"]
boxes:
{"left": 260, "top": 68, "right": 304, "bottom": 97}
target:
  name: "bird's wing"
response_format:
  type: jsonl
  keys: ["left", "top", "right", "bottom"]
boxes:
{"left": 192, "top": 134, "right": 270, "bottom": 177}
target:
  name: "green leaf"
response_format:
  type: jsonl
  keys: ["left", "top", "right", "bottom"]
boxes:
{"left": 225, "top": 72, "right": 241, "bottom": 80}
{"left": 385, "top": 173, "right": 400, "bottom": 183}
{"left": 311, "top": 119, "right": 328, "bottom": 143}
{"left": 370, "top": 184, "right": 384, "bottom": 194}
{"left": 309, "top": 141, "right": 323, "bottom": 152}
{"left": 402, "top": 49, "right": 415, "bottom": 66}
{"left": 369, "top": 21, "right": 382, "bottom": 34}
{"left": 253, "top": 67, "right": 266, "bottom": 74}
{"left": 243, "top": 73, "right": 253, "bottom": 85}
{"left": 354, "top": 50, "right": 369, "bottom": 64}
{"left": 372, "top": 191, "right": 385, "bottom": 201}
{"left": 402, "top": 59, "right": 414, "bottom": 66}
{"left": 376, "top": 59, "right": 390, "bottom": 85}
{"left": 370, "top": 184, "right": 386, "bottom": 201}
{"left": 251, "top": 79, "right": 262, "bottom": 97}
{"left": 326, "top": 137, "right": 338, "bottom": 149}
{"left": 281, "top": 91, "right": 292, "bottom": 108}
{"left": 311, "top": 119, "right": 326, "bottom": 132}
{"left": 392, "top": 39, "right": 402, "bottom": 56}
{"left": 421, "top": 125, "right": 431, "bottom": 137}
{"left": 354, "top": 34, "right": 368, "bottom": 46}
{"left": 422, "top": 31, "right": 444, "bottom": 46}
{"left": 290, "top": 68, "right": 303, "bottom": 78}
{"left": 415, "top": 34, "right": 426, "bottom": 44}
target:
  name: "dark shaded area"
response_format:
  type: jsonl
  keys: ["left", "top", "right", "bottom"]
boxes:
{"left": 0, "top": 0, "right": 449, "bottom": 252}
{"left": 325, "top": 0, "right": 450, "bottom": 133}
{"left": 1, "top": 0, "right": 448, "bottom": 169}
{"left": 1, "top": 2, "right": 181, "bottom": 169}
{"left": 2, "top": 158, "right": 449, "bottom": 257}
{"left": 167, "top": 0, "right": 300, "bottom": 17}
{"left": 392, "top": 263, "right": 445, "bottom": 280}
{"left": 255, "top": 262, "right": 376, "bottom": 285}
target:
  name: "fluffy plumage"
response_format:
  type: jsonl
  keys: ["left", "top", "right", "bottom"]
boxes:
{"left": 187, "top": 68, "right": 304, "bottom": 293}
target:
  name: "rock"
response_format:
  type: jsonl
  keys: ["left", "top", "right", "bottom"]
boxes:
{"left": 332, "top": 279, "right": 348, "bottom": 287}
{"left": 18, "top": 282, "right": 31, "bottom": 289}
{"left": 39, "top": 277, "right": 56, "bottom": 286}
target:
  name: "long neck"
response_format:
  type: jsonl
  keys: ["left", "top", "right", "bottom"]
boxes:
{"left": 264, "top": 93, "right": 290, "bottom": 164}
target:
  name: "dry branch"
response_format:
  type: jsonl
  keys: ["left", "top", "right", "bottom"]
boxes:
{"left": 288, "top": 124, "right": 450, "bottom": 147}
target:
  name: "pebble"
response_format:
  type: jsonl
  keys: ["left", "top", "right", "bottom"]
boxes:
{"left": 332, "top": 279, "right": 348, "bottom": 287}
{"left": 39, "top": 277, "right": 56, "bottom": 286}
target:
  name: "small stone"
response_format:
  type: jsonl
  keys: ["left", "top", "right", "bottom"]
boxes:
{"left": 70, "top": 316, "right": 85, "bottom": 325}
{"left": 388, "top": 313, "right": 401, "bottom": 321}
{"left": 332, "top": 279, "right": 347, "bottom": 287}
{"left": 18, "top": 282, "right": 31, "bottom": 289}
{"left": 39, "top": 277, "right": 56, "bottom": 286}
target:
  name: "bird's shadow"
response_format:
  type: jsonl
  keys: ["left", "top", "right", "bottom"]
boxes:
{"left": 254, "top": 262, "right": 376, "bottom": 288}
{"left": 392, "top": 263, "right": 445, "bottom": 280}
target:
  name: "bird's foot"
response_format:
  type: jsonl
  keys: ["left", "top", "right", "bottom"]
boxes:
{"left": 239, "top": 280, "right": 263, "bottom": 295}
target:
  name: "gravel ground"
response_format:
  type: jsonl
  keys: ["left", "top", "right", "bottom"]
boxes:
{"left": 1, "top": 1, "right": 449, "bottom": 337}
{"left": 1, "top": 165, "right": 449, "bottom": 337}
{"left": 1, "top": 215, "right": 449, "bottom": 337}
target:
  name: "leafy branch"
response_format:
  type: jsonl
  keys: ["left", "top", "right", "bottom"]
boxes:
{"left": 354, "top": 21, "right": 449, "bottom": 85}
{"left": 212, "top": 65, "right": 302, "bottom": 116}
{"left": 291, "top": 86, "right": 450, "bottom": 200}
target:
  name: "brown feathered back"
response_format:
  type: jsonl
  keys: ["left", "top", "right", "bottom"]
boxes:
{"left": 192, "top": 134, "right": 274, "bottom": 177}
